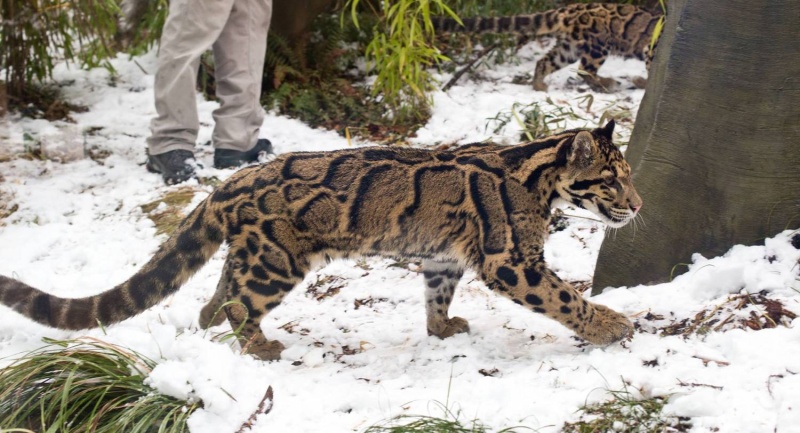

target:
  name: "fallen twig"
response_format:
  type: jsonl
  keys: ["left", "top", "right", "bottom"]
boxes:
{"left": 677, "top": 379, "right": 723, "bottom": 390}
{"left": 692, "top": 355, "right": 730, "bottom": 367}
{"left": 236, "top": 386, "right": 274, "bottom": 433}
{"left": 442, "top": 42, "right": 501, "bottom": 92}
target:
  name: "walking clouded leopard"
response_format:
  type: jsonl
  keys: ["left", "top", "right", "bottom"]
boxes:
{"left": 435, "top": 3, "right": 663, "bottom": 92}
{"left": 0, "top": 121, "right": 641, "bottom": 361}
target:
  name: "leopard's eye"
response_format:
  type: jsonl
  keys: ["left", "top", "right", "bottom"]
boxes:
{"left": 603, "top": 176, "right": 615, "bottom": 186}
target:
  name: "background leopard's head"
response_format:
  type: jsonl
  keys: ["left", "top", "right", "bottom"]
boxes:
{"left": 556, "top": 120, "right": 642, "bottom": 228}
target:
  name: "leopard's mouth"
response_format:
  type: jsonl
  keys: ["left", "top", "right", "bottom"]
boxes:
{"left": 600, "top": 205, "right": 636, "bottom": 228}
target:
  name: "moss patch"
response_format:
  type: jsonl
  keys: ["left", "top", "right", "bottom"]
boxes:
{"left": 140, "top": 187, "right": 196, "bottom": 236}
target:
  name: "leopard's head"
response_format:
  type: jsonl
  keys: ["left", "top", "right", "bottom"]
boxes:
{"left": 555, "top": 120, "right": 642, "bottom": 228}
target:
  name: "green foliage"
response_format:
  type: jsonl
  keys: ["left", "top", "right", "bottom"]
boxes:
{"left": 650, "top": 0, "right": 667, "bottom": 52}
{"left": 562, "top": 386, "right": 690, "bottom": 433}
{"left": 348, "top": 0, "right": 461, "bottom": 124}
{"left": 261, "top": 13, "right": 417, "bottom": 143}
{"left": 443, "top": 0, "right": 556, "bottom": 16}
{"left": 0, "top": 0, "right": 119, "bottom": 99}
{"left": 120, "top": 0, "right": 169, "bottom": 57}
{"left": 0, "top": 338, "right": 200, "bottom": 433}
{"left": 263, "top": 14, "right": 367, "bottom": 129}
{"left": 486, "top": 99, "right": 586, "bottom": 141}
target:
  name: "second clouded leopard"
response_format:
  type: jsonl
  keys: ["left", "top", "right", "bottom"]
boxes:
{"left": 0, "top": 121, "right": 641, "bottom": 361}
{"left": 435, "top": 3, "right": 663, "bottom": 92}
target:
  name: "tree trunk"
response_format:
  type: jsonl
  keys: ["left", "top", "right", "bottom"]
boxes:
{"left": 270, "top": 0, "right": 339, "bottom": 41}
{"left": 592, "top": 0, "right": 800, "bottom": 292}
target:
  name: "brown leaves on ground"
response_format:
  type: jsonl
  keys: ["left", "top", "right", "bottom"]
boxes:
{"left": 636, "top": 291, "right": 798, "bottom": 338}
{"left": 305, "top": 275, "right": 346, "bottom": 301}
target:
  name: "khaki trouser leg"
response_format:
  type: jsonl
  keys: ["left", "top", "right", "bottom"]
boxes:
{"left": 147, "top": 0, "right": 237, "bottom": 155}
{"left": 211, "top": 0, "right": 272, "bottom": 152}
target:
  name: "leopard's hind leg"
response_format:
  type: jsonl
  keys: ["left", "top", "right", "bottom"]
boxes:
{"left": 207, "top": 229, "right": 309, "bottom": 361}
{"left": 578, "top": 40, "right": 617, "bottom": 92}
{"left": 199, "top": 253, "right": 233, "bottom": 329}
{"left": 533, "top": 38, "right": 581, "bottom": 91}
{"left": 422, "top": 259, "right": 468, "bottom": 338}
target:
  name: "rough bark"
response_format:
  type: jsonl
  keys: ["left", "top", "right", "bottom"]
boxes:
{"left": 593, "top": 0, "right": 800, "bottom": 292}
{"left": 270, "top": 0, "right": 339, "bottom": 41}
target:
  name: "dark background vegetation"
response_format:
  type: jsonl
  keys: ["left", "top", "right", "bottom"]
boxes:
{"left": 1, "top": 0, "right": 656, "bottom": 141}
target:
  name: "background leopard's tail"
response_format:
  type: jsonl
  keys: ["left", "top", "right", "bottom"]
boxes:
{"left": 432, "top": 8, "right": 565, "bottom": 36}
{"left": 0, "top": 199, "right": 225, "bottom": 330}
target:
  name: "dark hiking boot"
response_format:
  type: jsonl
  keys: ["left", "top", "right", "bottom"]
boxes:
{"left": 213, "top": 138, "right": 274, "bottom": 169}
{"left": 146, "top": 149, "right": 196, "bottom": 185}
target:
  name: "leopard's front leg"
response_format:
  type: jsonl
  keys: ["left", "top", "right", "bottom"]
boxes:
{"left": 482, "top": 258, "right": 633, "bottom": 345}
{"left": 422, "top": 259, "right": 469, "bottom": 338}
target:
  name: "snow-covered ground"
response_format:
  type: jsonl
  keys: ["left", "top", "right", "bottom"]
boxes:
{"left": 1, "top": 41, "right": 799, "bottom": 433}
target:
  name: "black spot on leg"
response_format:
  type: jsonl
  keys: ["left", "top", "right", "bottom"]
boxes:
{"left": 559, "top": 290, "right": 571, "bottom": 303}
{"left": 534, "top": 307, "right": 547, "bottom": 313}
{"left": 265, "top": 302, "right": 281, "bottom": 311}
{"left": 251, "top": 265, "right": 268, "bottom": 280}
{"left": 561, "top": 306, "right": 572, "bottom": 314}
{"left": 247, "top": 280, "right": 279, "bottom": 297}
{"left": 525, "top": 294, "right": 543, "bottom": 305}
{"left": 512, "top": 299, "right": 523, "bottom": 306}
{"left": 435, "top": 295, "right": 444, "bottom": 305}
{"left": 276, "top": 280, "right": 295, "bottom": 292}
{"left": 427, "top": 277, "right": 443, "bottom": 288}
{"left": 524, "top": 268, "right": 542, "bottom": 287}
{"left": 240, "top": 295, "right": 256, "bottom": 315}
{"left": 496, "top": 266, "right": 518, "bottom": 286}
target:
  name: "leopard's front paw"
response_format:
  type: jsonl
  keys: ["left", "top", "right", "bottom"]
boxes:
{"left": 585, "top": 76, "right": 619, "bottom": 93}
{"left": 577, "top": 304, "right": 633, "bottom": 345}
{"left": 533, "top": 81, "right": 549, "bottom": 92}
{"left": 198, "top": 303, "right": 227, "bottom": 329}
{"left": 247, "top": 340, "right": 286, "bottom": 361}
{"left": 428, "top": 316, "right": 470, "bottom": 339}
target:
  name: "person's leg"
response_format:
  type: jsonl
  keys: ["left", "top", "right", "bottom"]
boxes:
{"left": 146, "top": 0, "right": 238, "bottom": 183}
{"left": 211, "top": 0, "right": 273, "bottom": 168}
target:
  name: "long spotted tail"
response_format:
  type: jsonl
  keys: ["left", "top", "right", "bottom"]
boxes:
{"left": 431, "top": 9, "right": 563, "bottom": 36}
{"left": 0, "top": 200, "right": 225, "bottom": 330}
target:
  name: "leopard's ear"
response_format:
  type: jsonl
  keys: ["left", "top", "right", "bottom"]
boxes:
{"left": 596, "top": 119, "right": 615, "bottom": 140}
{"left": 569, "top": 131, "right": 595, "bottom": 168}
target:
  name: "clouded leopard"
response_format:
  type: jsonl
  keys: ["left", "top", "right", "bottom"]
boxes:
{"left": 0, "top": 121, "right": 641, "bottom": 361}
{"left": 435, "top": 3, "right": 663, "bottom": 92}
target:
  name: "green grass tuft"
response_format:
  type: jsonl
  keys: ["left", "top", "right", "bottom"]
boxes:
{"left": 364, "top": 401, "right": 531, "bottom": 433}
{"left": 365, "top": 414, "right": 487, "bottom": 432}
{"left": 365, "top": 414, "right": 531, "bottom": 433}
{"left": 0, "top": 337, "right": 201, "bottom": 433}
{"left": 562, "top": 387, "right": 691, "bottom": 433}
